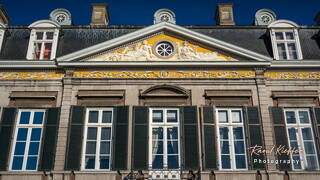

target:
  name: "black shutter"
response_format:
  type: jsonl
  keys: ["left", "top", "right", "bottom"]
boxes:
{"left": 269, "top": 106, "right": 291, "bottom": 171}
{"left": 181, "top": 106, "right": 199, "bottom": 170}
{"left": 243, "top": 106, "right": 265, "bottom": 170}
{"left": 202, "top": 106, "right": 217, "bottom": 170}
{"left": 312, "top": 107, "right": 320, "bottom": 167}
{"left": 132, "top": 106, "right": 149, "bottom": 170}
{"left": 65, "top": 106, "right": 85, "bottom": 170}
{"left": 39, "top": 107, "right": 60, "bottom": 171}
{"left": 0, "top": 107, "right": 17, "bottom": 171}
{"left": 112, "top": 106, "right": 129, "bottom": 170}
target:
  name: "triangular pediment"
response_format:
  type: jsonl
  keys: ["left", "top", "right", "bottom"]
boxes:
{"left": 57, "top": 22, "right": 272, "bottom": 63}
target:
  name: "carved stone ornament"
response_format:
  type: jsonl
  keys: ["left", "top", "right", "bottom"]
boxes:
{"left": 85, "top": 34, "right": 237, "bottom": 62}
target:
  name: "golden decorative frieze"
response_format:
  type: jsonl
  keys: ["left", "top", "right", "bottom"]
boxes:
{"left": 264, "top": 72, "right": 320, "bottom": 79}
{"left": 0, "top": 72, "right": 65, "bottom": 80}
{"left": 73, "top": 71, "right": 255, "bottom": 79}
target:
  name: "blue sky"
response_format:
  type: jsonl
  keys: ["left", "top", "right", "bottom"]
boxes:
{"left": 1, "top": 0, "right": 319, "bottom": 26}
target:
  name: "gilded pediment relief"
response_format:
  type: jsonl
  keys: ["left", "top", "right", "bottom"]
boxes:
{"left": 84, "top": 33, "right": 238, "bottom": 61}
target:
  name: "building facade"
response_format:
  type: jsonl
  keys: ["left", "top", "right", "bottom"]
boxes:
{"left": 0, "top": 3, "right": 320, "bottom": 180}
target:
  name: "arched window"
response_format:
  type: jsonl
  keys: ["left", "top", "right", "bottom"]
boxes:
{"left": 27, "top": 20, "right": 60, "bottom": 60}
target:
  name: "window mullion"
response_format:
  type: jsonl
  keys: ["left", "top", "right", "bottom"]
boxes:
{"left": 22, "top": 127, "right": 32, "bottom": 170}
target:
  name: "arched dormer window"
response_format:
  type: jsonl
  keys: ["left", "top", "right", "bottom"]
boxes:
{"left": 27, "top": 20, "right": 60, "bottom": 60}
{"left": 0, "top": 23, "right": 6, "bottom": 53}
{"left": 268, "top": 20, "right": 303, "bottom": 60}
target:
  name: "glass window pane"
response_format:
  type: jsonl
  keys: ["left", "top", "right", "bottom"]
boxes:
{"left": 231, "top": 110, "right": 242, "bottom": 123}
{"left": 20, "top": 112, "right": 31, "bottom": 124}
{"left": 30, "top": 128, "right": 41, "bottom": 141}
{"left": 12, "top": 157, "right": 24, "bottom": 170}
{"left": 288, "top": 43, "right": 298, "bottom": 59}
{"left": 167, "top": 140, "right": 178, "bottom": 154}
{"left": 302, "top": 128, "right": 313, "bottom": 140}
{"left": 33, "top": 112, "right": 44, "bottom": 124}
{"left": 168, "top": 155, "right": 179, "bottom": 169}
{"left": 26, "top": 157, "right": 37, "bottom": 170}
{"left": 28, "top": 142, "right": 40, "bottom": 155}
{"left": 100, "top": 156, "right": 110, "bottom": 169}
{"left": 34, "top": 43, "right": 42, "bottom": 60}
{"left": 87, "top": 127, "right": 97, "bottom": 140}
{"left": 101, "top": 127, "right": 111, "bottom": 140}
{"left": 46, "top": 32, "right": 54, "bottom": 40}
{"left": 285, "top": 32, "right": 294, "bottom": 40}
{"left": 275, "top": 32, "right": 284, "bottom": 40}
{"left": 100, "top": 142, "right": 111, "bottom": 154}
{"left": 221, "top": 155, "right": 231, "bottom": 169}
{"left": 167, "top": 110, "right": 178, "bottom": 122}
{"left": 299, "top": 111, "right": 310, "bottom": 123}
{"left": 152, "top": 155, "right": 163, "bottom": 169}
{"left": 36, "top": 32, "right": 44, "bottom": 40}
{"left": 235, "top": 155, "right": 246, "bottom": 169}
{"left": 234, "top": 141, "right": 245, "bottom": 154}
{"left": 218, "top": 110, "right": 228, "bottom": 123}
{"left": 152, "top": 127, "right": 163, "bottom": 140}
{"left": 88, "top": 111, "right": 98, "bottom": 123}
{"left": 17, "top": 128, "right": 28, "bottom": 141}
{"left": 285, "top": 111, "right": 296, "bottom": 124}
{"left": 102, "top": 111, "right": 112, "bottom": 123}
{"left": 152, "top": 110, "right": 163, "bottom": 122}
{"left": 14, "top": 142, "right": 26, "bottom": 155}
{"left": 290, "top": 142, "right": 299, "bottom": 151}
{"left": 306, "top": 156, "right": 319, "bottom": 170}
{"left": 152, "top": 141, "right": 163, "bottom": 154}
{"left": 85, "top": 156, "right": 95, "bottom": 169}
{"left": 167, "top": 127, "right": 178, "bottom": 139}
{"left": 43, "top": 43, "right": 52, "bottom": 60}
{"left": 304, "top": 142, "right": 315, "bottom": 154}
{"left": 288, "top": 128, "right": 297, "bottom": 140}
{"left": 277, "top": 43, "right": 287, "bottom": 59}
{"left": 233, "top": 127, "right": 244, "bottom": 139}
{"left": 292, "top": 155, "right": 302, "bottom": 169}
{"left": 86, "top": 141, "right": 96, "bottom": 154}
{"left": 220, "top": 141, "right": 229, "bottom": 154}
{"left": 219, "top": 127, "right": 229, "bottom": 140}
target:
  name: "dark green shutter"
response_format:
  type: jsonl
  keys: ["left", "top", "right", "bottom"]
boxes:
{"left": 112, "top": 106, "right": 129, "bottom": 170}
{"left": 244, "top": 106, "right": 265, "bottom": 170}
{"left": 0, "top": 107, "right": 17, "bottom": 171}
{"left": 132, "top": 106, "right": 149, "bottom": 170}
{"left": 269, "top": 106, "right": 291, "bottom": 171}
{"left": 312, "top": 107, "right": 320, "bottom": 167}
{"left": 202, "top": 106, "right": 217, "bottom": 170}
{"left": 65, "top": 106, "right": 85, "bottom": 170}
{"left": 39, "top": 107, "right": 60, "bottom": 171}
{"left": 181, "top": 106, "right": 199, "bottom": 170}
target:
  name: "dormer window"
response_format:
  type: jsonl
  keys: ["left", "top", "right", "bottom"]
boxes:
{"left": 0, "top": 23, "right": 6, "bottom": 53}
{"left": 27, "top": 20, "right": 60, "bottom": 60}
{"left": 268, "top": 20, "right": 303, "bottom": 60}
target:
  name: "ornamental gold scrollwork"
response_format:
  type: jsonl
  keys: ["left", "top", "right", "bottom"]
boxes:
{"left": 73, "top": 71, "right": 256, "bottom": 79}
{"left": 264, "top": 72, "right": 320, "bottom": 79}
{"left": 0, "top": 72, "right": 65, "bottom": 80}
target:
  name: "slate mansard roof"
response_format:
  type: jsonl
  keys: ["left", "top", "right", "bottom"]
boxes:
{"left": 0, "top": 25, "right": 320, "bottom": 60}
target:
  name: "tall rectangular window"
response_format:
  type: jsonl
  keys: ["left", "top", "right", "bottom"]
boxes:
{"left": 10, "top": 109, "right": 45, "bottom": 171}
{"left": 216, "top": 108, "right": 247, "bottom": 170}
{"left": 274, "top": 31, "right": 300, "bottom": 60}
{"left": 284, "top": 109, "right": 319, "bottom": 170}
{"left": 149, "top": 108, "right": 180, "bottom": 179}
{"left": 82, "top": 108, "right": 113, "bottom": 170}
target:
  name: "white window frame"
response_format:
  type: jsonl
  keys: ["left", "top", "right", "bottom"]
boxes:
{"left": 81, "top": 108, "right": 113, "bottom": 171}
{"left": 270, "top": 29, "right": 303, "bottom": 60}
{"left": 9, "top": 109, "right": 46, "bottom": 171}
{"left": 148, "top": 108, "right": 181, "bottom": 179}
{"left": 0, "top": 26, "right": 5, "bottom": 53}
{"left": 216, "top": 108, "right": 248, "bottom": 170}
{"left": 26, "top": 29, "right": 59, "bottom": 60}
{"left": 284, "top": 108, "right": 319, "bottom": 170}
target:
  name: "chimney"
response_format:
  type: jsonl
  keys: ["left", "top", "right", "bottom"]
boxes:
{"left": 0, "top": 5, "right": 9, "bottom": 25}
{"left": 215, "top": 4, "right": 235, "bottom": 25}
{"left": 315, "top": 11, "right": 320, "bottom": 25}
{"left": 91, "top": 3, "right": 109, "bottom": 25}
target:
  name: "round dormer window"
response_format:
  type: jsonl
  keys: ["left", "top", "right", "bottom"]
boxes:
{"left": 160, "top": 13, "right": 171, "bottom": 22}
{"left": 56, "top": 14, "right": 67, "bottom": 23}
{"left": 155, "top": 41, "right": 174, "bottom": 58}
{"left": 261, "top": 14, "right": 272, "bottom": 24}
